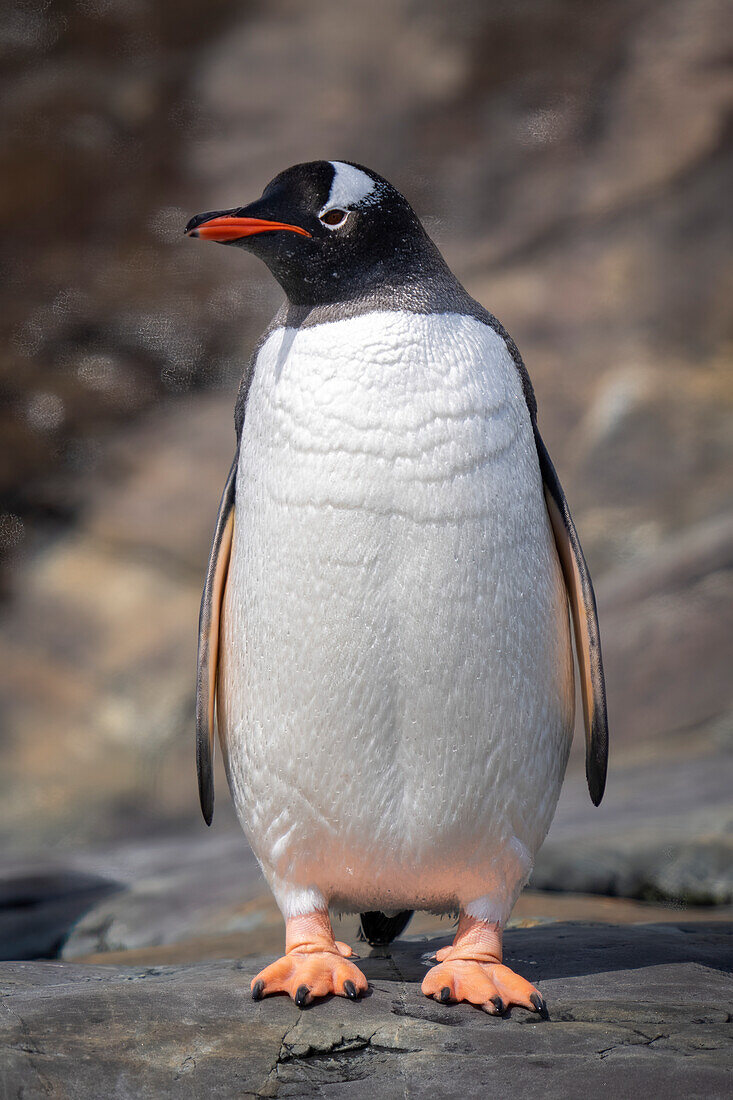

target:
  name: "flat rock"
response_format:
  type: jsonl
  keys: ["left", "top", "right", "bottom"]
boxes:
{"left": 0, "top": 832, "right": 263, "bottom": 963}
{"left": 2, "top": 924, "right": 732, "bottom": 1098}
{"left": 537, "top": 754, "right": 733, "bottom": 904}
{"left": 0, "top": 867, "right": 120, "bottom": 962}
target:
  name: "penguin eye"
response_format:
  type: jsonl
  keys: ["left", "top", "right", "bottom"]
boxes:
{"left": 319, "top": 208, "right": 348, "bottom": 229}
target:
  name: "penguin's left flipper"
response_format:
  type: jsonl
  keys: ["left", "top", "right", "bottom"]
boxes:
{"left": 534, "top": 427, "right": 608, "bottom": 805}
{"left": 196, "top": 454, "right": 237, "bottom": 825}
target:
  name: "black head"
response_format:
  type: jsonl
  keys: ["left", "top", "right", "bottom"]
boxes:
{"left": 185, "top": 161, "right": 446, "bottom": 307}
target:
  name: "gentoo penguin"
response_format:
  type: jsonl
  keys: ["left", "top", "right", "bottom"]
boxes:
{"left": 186, "top": 161, "right": 608, "bottom": 1015}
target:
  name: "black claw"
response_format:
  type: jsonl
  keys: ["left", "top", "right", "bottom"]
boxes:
{"left": 490, "top": 995, "right": 504, "bottom": 1015}
{"left": 438, "top": 986, "right": 452, "bottom": 1004}
{"left": 343, "top": 979, "right": 358, "bottom": 1000}
{"left": 530, "top": 992, "right": 549, "bottom": 1019}
{"left": 295, "top": 984, "right": 310, "bottom": 1009}
{"left": 251, "top": 979, "right": 264, "bottom": 1002}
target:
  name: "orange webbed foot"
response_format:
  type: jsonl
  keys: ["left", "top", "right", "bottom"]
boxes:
{"left": 251, "top": 910, "right": 368, "bottom": 1008}
{"left": 422, "top": 959, "right": 546, "bottom": 1016}
{"left": 422, "top": 912, "right": 548, "bottom": 1018}
{"left": 251, "top": 951, "right": 368, "bottom": 1007}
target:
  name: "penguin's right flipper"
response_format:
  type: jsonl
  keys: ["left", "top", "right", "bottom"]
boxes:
{"left": 534, "top": 428, "right": 608, "bottom": 806}
{"left": 196, "top": 454, "right": 237, "bottom": 825}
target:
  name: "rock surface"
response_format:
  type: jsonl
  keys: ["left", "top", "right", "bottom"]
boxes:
{"left": 0, "top": 866, "right": 120, "bottom": 963}
{"left": 0, "top": 832, "right": 260, "bottom": 963}
{"left": 2, "top": 924, "right": 731, "bottom": 1098}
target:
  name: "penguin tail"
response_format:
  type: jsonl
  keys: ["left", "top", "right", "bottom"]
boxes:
{"left": 358, "top": 910, "right": 414, "bottom": 946}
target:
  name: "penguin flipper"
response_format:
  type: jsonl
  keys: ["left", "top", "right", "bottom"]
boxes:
{"left": 534, "top": 428, "right": 608, "bottom": 806}
{"left": 196, "top": 454, "right": 237, "bottom": 825}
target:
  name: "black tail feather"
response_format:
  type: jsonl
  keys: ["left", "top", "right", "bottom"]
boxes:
{"left": 359, "top": 910, "right": 414, "bottom": 946}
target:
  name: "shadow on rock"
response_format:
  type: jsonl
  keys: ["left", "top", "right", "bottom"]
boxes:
{"left": 361, "top": 922, "right": 733, "bottom": 985}
{"left": 0, "top": 869, "right": 122, "bottom": 961}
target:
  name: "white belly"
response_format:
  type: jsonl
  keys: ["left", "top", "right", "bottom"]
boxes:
{"left": 219, "top": 311, "right": 574, "bottom": 923}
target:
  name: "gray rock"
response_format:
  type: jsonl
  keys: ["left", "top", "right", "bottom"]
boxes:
{"left": 0, "top": 831, "right": 264, "bottom": 962}
{"left": 534, "top": 831, "right": 733, "bottom": 906}
{"left": 61, "top": 832, "right": 264, "bottom": 959}
{"left": 2, "top": 924, "right": 732, "bottom": 1098}
{"left": 532, "top": 513, "right": 733, "bottom": 904}
{"left": 595, "top": 513, "right": 733, "bottom": 755}
{"left": 534, "top": 820, "right": 733, "bottom": 911}
{"left": 0, "top": 867, "right": 120, "bottom": 962}
{"left": 536, "top": 790, "right": 733, "bottom": 904}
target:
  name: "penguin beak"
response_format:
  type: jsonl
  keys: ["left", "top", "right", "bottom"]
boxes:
{"left": 185, "top": 210, "right": 311, "bottom": 242}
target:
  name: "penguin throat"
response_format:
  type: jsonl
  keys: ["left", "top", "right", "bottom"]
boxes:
{"left": 274, "top": 236, "right": 452, "bottom": 309}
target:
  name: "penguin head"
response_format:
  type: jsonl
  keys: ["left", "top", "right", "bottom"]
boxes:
{"left": 185, "top": 161, "right": 442, "bottom": 307}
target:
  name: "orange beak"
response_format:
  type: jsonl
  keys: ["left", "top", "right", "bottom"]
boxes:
{"left": 187, "top": 215, "right": 311, "bottom": 242}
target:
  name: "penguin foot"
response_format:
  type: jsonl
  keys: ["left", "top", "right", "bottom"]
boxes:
{"left": 421, "top": 911, "right": 547, "bottom": 1018}
{"left": 422, "top": 958, "right": 545, "bottom": 1015}
{"left": 250, "top": 910, "right": 368, "bottom": 1007}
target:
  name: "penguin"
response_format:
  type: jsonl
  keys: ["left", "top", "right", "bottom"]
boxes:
{"left": 186, "top": 160, "right": 608, "bottom": 1015}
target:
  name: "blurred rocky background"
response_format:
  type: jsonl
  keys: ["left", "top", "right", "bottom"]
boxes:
{"left": 1, "top": 0, "right": 732, "bottom": 968}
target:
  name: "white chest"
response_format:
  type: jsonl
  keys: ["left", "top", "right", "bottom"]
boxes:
{"left": 240, "top": 310, "right": 531, "bottom": 523}
{"left": 220, "top": 310, "right": 573, "bottom": 918}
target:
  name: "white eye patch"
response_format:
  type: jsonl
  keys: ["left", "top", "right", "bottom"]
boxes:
{"left": 319, "top": 161, "right": 376, "bottom": 217}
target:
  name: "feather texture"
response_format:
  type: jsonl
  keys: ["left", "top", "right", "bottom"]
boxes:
{"left": 218, "top": 311, "right": 575, "bottom": 920}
